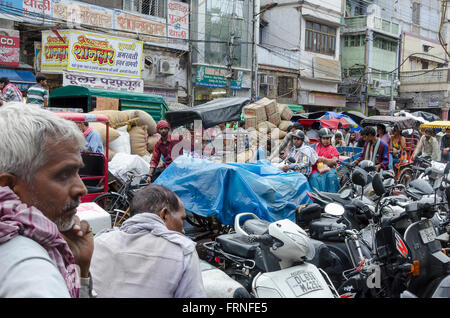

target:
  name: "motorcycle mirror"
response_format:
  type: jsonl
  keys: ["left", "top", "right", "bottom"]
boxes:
{"left": 424, "top": 167, "right": 433, "bottom": 176}
{"left": 324, "top": 203, "right": 345, "bottom": 216}
{"left": 445, "top": 162, "right": 450, "bottom": 175}
{"left": 372, "top": 172, "right": 385, "bottom": 197}
{"left": 352, "top": 168, "right": 368, "bottom": 187}
{"left": 287, "top": 157, "right": 296, "bottom": 163}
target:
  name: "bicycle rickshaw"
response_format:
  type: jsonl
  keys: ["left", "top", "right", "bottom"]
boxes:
{"left": 360, "top": 115, "right": 421, "bottom": 183}
{"left": 55, "top": 112, "right": 110, "bottom": 202}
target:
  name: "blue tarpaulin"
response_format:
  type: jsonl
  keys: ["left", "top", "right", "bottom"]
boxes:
{"left": 319, "top": 112, "right": 361, "bottom": 132}
{"left": 154, "top": 156, "right": 313, "bottom": 226}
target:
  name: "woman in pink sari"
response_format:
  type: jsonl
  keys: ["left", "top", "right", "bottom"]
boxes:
{"left": 309, "top": 128, "right": 340, "bottom": 193}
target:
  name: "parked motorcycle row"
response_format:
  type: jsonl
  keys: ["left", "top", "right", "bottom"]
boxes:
{"left": 199, "top": 158, "right": 450, "bottom": 298}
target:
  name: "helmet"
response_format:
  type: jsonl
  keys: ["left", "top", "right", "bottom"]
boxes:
{"left": 319, "top": 128, "right": 333, "bottom": 138}
{"left": 292, "top": 129, "right": 305, "bottom": 140}
{"left": 359, "top": 160, "right": 376, "bottom": 172}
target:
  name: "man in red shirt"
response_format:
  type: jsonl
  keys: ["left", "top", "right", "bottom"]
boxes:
{"left": 148, "top": 120, "right": 183, "bottom": 183}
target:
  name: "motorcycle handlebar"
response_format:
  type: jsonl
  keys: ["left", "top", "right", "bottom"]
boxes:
{"left": 321, "top": 229, "right": 343, "bottom": 239}
{"left": 248, "top": 234, "right": 273, "bottom": 245}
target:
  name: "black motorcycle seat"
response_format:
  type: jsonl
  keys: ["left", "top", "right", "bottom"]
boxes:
{"left": 242, "top": 219, "right": 270, "bottom": 235}
{"left": 315, "top": 190, "right": 352, "bottom": 205}
{"left": 309, "top": 217, "right": 346, "bottom": 241}
{"left": 216, "top": 234, "right": 259, "bottom": 259}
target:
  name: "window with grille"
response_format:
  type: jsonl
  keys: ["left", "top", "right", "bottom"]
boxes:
{"left": 305, "top": 21, "right": 336, "bottom": 56}
{"left": 277, "top": 77, "right": 294, "bottom": 98}
{"left": 123, "top": 0, "right": 167, "bottom": 18}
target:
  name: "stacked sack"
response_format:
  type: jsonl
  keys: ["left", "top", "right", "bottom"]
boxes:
{"left": 242, "top": 98, "right": 294, "bottom": 151}
{"left": 89, "top": 109, "right": 158, "bottom": 161}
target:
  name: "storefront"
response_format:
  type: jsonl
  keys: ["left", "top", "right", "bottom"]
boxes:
{"left": 193, "top": 65, "right": 247, "bottom": 105}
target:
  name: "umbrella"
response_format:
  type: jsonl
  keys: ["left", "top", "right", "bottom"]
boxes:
{"left": 318, "top": 112, "right": 360, "bottom": 131}
{"left": 341, "top": 111, "right": 368, "bottom": 125}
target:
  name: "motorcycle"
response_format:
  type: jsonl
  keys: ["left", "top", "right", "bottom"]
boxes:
{"left": 202, "top": 212, "right": 340, "bottom": 298}
{"left": 335, "top": 172, "right": 450, "bottom": 298}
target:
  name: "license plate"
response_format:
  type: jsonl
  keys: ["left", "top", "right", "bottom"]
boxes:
{"left": 419, "top": 226, "right": 436, "bottom": 244}
{"left": 286, "top": 271, "right": 323, "bottom": 297}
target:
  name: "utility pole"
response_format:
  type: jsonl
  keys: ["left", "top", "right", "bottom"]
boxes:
{"left": 226, "top": 0, "right": 238, "bottom": 96}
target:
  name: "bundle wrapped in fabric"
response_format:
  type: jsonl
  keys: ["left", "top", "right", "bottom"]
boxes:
{"left": 277, "top": 104, "right": 294, "bottom": 121}
{"left": 278, "top": 120, "right": 293, "bottom": 132}
{"left": 147, "top": 134, "right": 161, "bottom": 153}
{"left": 154, "top": 156, "right": 312, "bottom": 226}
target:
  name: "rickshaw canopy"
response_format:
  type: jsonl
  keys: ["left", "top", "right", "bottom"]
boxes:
{"left": 298, "top": 118, "right": 351, "bottom": 130}
{"left": 55, "top": 112, "right": 109, "bottom": 123}
{"left": 360, "top": 115, "right": 418, "bottom": 130}
{"left": 420, "top": 121, "right": 450, "bottom": 130}
{"left": 165, "top": 97, "right": 251, "bottom": 129}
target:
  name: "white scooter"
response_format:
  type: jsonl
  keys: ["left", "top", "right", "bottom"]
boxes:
{"left": 202, "top": 212, "right": 339, "bottom": 298}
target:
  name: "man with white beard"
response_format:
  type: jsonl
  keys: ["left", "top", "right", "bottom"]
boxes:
{"left": 0, "top": 103, "right": 94, "bottom": 298}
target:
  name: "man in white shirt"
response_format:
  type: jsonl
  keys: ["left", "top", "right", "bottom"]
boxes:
{"left": 90, "top": 184, "right": 206, "bottom": 298}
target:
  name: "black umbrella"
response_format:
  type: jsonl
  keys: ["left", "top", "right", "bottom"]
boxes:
{"left": 342, "top": 111, "right": 368, "bottom": 125}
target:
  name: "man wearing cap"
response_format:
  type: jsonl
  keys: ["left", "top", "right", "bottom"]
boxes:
{"left": 148, "top": 120, "right": 183, "bottom": 183}
{"left": 412, "top": 127, "right": 440, "bottom": 162}
{"left": 268, "top": 123, "right": 309, "bottom": 161}
{"left": 276, "top": 130, "right": 318, "bottom": 177}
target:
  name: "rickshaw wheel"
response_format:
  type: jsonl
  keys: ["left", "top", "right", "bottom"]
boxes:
{"left": 398, "top": 167, "right": 414, "bottom": 186}
{"left": 93, "top": 193, "right": 130, "bottom": 227}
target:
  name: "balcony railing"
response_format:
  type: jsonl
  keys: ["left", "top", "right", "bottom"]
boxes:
{"left": 344, "top": 16, "right": 400, "bottom": 37}
{"left": 400, "top": 68, "right": 450, "bottom": 84}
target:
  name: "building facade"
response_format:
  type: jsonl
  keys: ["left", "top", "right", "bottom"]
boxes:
{"left": 189, "top": 0, "right": 253, "bottom": 105}
{"left": 0, "top": 0, "right": 189, "bottom": 104}
{"left": 256, "top": 0, "right": 345, "bottom": 112}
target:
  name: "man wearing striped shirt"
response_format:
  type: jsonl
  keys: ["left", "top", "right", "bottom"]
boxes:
{"left": 26, "top": 75, "right": 49, "bottom": 107}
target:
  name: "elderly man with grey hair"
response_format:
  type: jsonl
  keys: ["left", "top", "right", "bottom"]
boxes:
{"left": 0, "top": 103, "right": 94, "bottom": 298}
{"left": 90, "top": 184, "right": 206, "bottom": 298}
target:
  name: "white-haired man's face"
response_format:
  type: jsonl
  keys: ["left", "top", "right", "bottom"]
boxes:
{"left": 11, "top": 138, "right": 87, "bottom": 231}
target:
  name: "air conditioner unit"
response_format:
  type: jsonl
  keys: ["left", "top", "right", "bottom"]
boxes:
{"left": 158, "top": 59, "right": 175, "bottom": 75}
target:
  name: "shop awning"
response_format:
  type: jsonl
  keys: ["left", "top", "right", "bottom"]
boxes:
{"left": 0, "top": 69, "right": 36, "bottom": 83}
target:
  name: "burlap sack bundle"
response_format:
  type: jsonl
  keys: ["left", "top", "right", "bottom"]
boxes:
{"left": 90, "top": 110, "right": 130, "bottom": 129}
{"left": 147, "top": 134, "right": 161, "bottom": 153}
{"left": 124, "top": 109, "right": 157, "bottom": 136}
{"left": 278, "top": 120, "right": 293, "bottom": 132}
{"left": 89, "top": 122, "right": 120, "bottom": 145}
{"left": 129, "top": 125, "right": 150, "bottom": 157}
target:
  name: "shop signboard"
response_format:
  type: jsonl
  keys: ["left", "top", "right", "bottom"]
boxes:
{"left": 67, "top": 30, "right": 143, "bottom": 78}
{"left": 63, "top": 71, "right": 144, "bottom": 93}
{"left": 23, "top": 0, "right": 52, "bottom": 23}
{"left": 0, "top": 28, "right": 20, "bottom": 66}
{"left": 144, "top": 87, "right": 177, "bottom": 103}
{"left": 52, "top": 0, "right": 114, "bottom": 29}
{"left": 114, "top": 10, "right": 166, "bottom": 47}
{"left": 195, "top": 65, "right": 243, "bottom": 90}
{"left": 41, "top": 30, "right": 69, "bottom": 72}
{"left": 167, "top": 0, "right": 189, "bottom": 51}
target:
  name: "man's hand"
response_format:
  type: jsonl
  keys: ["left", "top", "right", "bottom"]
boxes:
{"left": 61, "top": 216, "right": 93, "bottom": 278}
{"left": 283, "top": 165, "right": 290, "bottom": 172}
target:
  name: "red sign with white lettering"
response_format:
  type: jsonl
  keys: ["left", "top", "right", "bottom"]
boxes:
{"left": 0, "top": 29, "right": 20, "bottom": 66}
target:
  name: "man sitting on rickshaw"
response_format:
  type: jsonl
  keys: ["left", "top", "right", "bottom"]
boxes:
{"left": 76, "top": 122, "right": 104, "bottom": 154}
{"left": 411, "top": 127, "right": 440, "bottom": 162}
{"left": 353, "top": 126, "right": 389, "bottom": 172}
{"left": 440, "top": 128, "right": 450, "bottom": 163}
{"left": 275, "top": 130, "right": 317, "bottom": 177}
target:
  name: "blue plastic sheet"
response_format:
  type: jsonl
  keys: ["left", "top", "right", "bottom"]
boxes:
{"left": 154, "top": 156, "right": 313, "bottom": 226}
